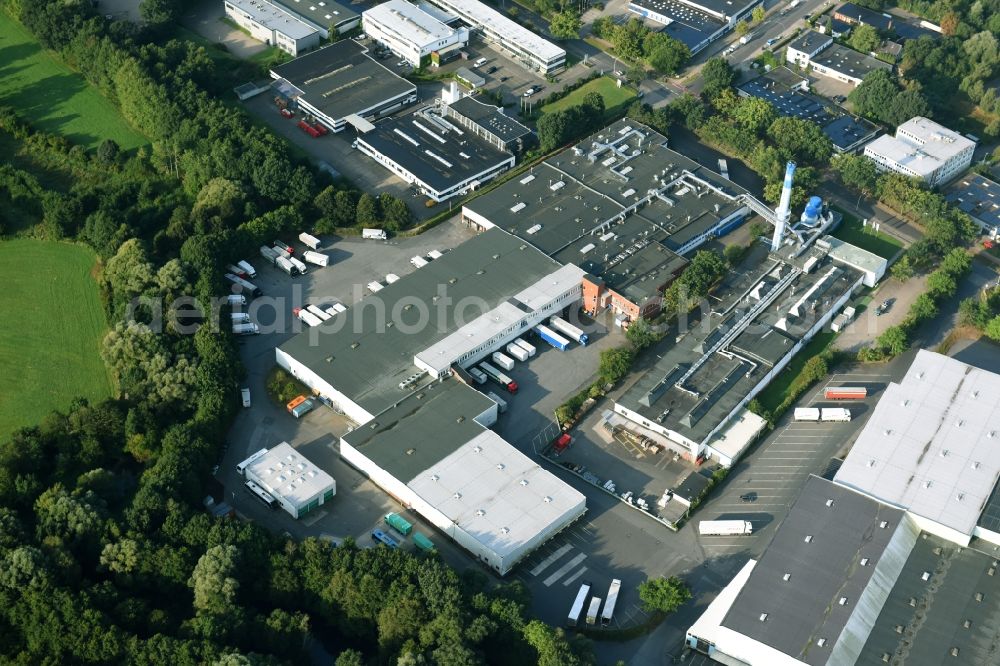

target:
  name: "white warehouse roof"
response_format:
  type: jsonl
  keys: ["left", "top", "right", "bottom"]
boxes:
{"left": 428, "top": 0, "right": 565, "bottom": 62}
{"left": 227, "top": 0, "right": 318, "bottom": 39}
{"left": 834, "top": 350, "right": 1000, "bottom": 539}
{"left": 407, "top": 429, "right": 586, "bottom": 559}
{"left": 247, "top": 442, "right": 335, "bottom": 506}
{"left": 363, "top": 0, "right": 457, "bottom": 44}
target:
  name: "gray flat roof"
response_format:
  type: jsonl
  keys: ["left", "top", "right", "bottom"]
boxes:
{"left": 278, "top": 228, "right": 560, "bottom": 414}
{"left": 628, "top": 0, "right": 724, "bottom": 51}
{"left": 945, "top": 173, "right": 1000, "bottom": 230}
{"left": 835, "top": 2, "right": 893, "bottom": 31}
{"left": 813, "top": 43, "right": 893, "bottom": 79}
{"left": 273, "top": 0, "right": 359, "bottom": 28}
{"left": 447, "top": 96, "right": 532, "bottom": 143}
{"left": 835, "top": 350, "right": 1000, "bottom": 538}
{"left": 857, "top": 535, "right": 1000, "bottom": 666}
{"left": 631, "top": 0, "right": 757, "bottom": 20}
{"left": 788, "top": 30, "right": 832, "bottom": 54}
{"left": 227, "top": 0, "right": 317, "bottom": 39}
{"left": 270, "top": 41, "right": 415, "bottom": 122}
{"left": 722, "top": 475, "right": 905, "bottom": 665}
{"left": 357, "top": 107, "right": 513, "bottom": 194}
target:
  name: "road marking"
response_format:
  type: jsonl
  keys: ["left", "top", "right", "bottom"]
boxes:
{"left": 530, "top": 544, "right": 572, "bottom": 576}
{"left": 544, "top": 553, "right": 587, "bottom": 587}
{"left": 563, "top": 566, "right": 588, "bottom": 587}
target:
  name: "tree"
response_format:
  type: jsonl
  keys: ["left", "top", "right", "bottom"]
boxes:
{"left": 751, "top": 5, "right": 765, "bottom": 24}
{"left": 735, "top": 20, "right": 751, "bottom": 37}
{"left": 537, "top": 110, "right": 573, "bottom": 152}
{"left": 549, "top": 12, "right": 581, "bottom": 40}
{"left": 355, "top": 193, "right": 379, "bottom": 228}
{"left": 523, "top": 621, "right": 590, "bottom": 666}
{"left": 598, "top": 347, "right": 634, "bottom": 384}
{"left": 647, "top": 40, "right": 690, "bottom": 75}
{"left": 335, "top": 649, "right": 365, "bottom": 666}
{"left": 626, "top": 317, "right": 660, "bottom": 350}
{"left": 885, "top": 89, "right": 930, "bottom": 128}
{"left": 767, "top": 116, "right": 833, "bottom": 164}
{"left": 848, "top": 24, "right": 880, "bottom": 54}
{"left": 849, "top": 69, "right": 898, "bottom": 121}
{"left": 909, "top": 293, "right": 938, "bottom": 323}
{"left": 833, "top": 153, "right": 878, "bottom": 195}
{"left": 986, "top": 315, "right": 1000, "bottom": 342}
{"left": 701, "top": 57, "right": 736, "bottom": 100}
{"left": 926, "top": 271, "right": 958, "bottom": 299}
{"left": 97, "top": 139, "right": 120, "bottom": 164}
{"left": 876, "top": 326, "right": 908, "bottom": 356}
{"left": 188, "top": 545, "right": 240, "bottom": 616}
{"left": 733, "top": 97, "right": 778, "bottom": 134}
{"left": 638, "top": 576, "right": 691, "bottom": 613}
{"left": 379, "top": 193, "right": 411, "bottom": 232}
{"left": 890, "top": 255, "right": 914, "bottom": 281}
{"left": 140, "top": 0, "right": 180, "bottom": 24}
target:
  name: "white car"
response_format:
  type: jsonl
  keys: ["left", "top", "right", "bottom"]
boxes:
{"left": 523, "top": 87, "right": 536, "bottom": 97}
{"left": 241, "top": 387, "right": 251, "bottom": 408}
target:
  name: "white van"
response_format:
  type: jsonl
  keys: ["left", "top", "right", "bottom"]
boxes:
{"left": 241, "top": 387, "right": 251, "bottom": 408}
{"left": 474, "top": 57, "right": 487, "bottom": 67}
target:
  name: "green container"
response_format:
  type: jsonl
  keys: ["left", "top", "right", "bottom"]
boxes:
{"left": 413, "top": 532, "right": 436, "bottom": 553}
{"left": 384, "top": 512, "right": 412, "bottom": 536}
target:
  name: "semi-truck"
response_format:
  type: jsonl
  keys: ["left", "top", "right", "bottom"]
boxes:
{"left": 550, "top": 316, "right": 589, "bottom": 345}
{"left": 411, "top": 255, "right": 429, "bottom": 268}
{"left": 363, "top": 228, "right": 387, "bottom": 240}
{"left": 226, "top": 263, "right": 248, "bottom": 277}
{"left": 487, "top": 391, "right": 508, "bottom": 413}
{"left": 385, "top": 512, "right": 413, "bottom": 536}
{"left": 306, "top": 305, "right": 332, "bottom": 321}
{"left": 302, "top": 250, "right": 330, "bottom": 267}
{"left": 225, "top": 273, "right": 262, "bottom": 297}
{"left": 698, "top": 520, "right": 753, "bottom": 536}
{"left": 492, "top": 352, "right": 515, "bottom": 371}
{"left": 275, "top": 255, "right": 299, "bottom": 276}
{"left": 367, "top": 281, "right": 384, "bottom": 293}
{"left": 514, "top": 338, "right": 536, "bottom": 357}
{"left": 227, "top": 294, "right": 247, "bottom": 306}
{"left": 586, "top": 597, "right": 603, "bottom": 625}
{"left": 567, "top": 582, "right": 593, "bottom": 627}
{"left": 232, "top": 322, "right": 260, "bottom": 335}
{"left": 506, "top": 343, "right": 529, "bottom": 362}
{"left": 821, "top": 408, "right": 852, "bottom": 422}
{"left": 536, "top": 325, "right": 570, "bottom": 351}
{"left": 272, "top": 240, "right": 293, "bottom": 254}
{"left": 794, "top": 407, "right": 821, "bottom": 422}
{"left": 260, "top": 245, "right": 281, "bottom": 265}
{"left": 479, "top": 361, "right": 518, "bottom": 393}
{"left": 297, "top": 309, "right": 323, "bottom": 327}
{"left": 236, "top": 260, "right": 257, "bottom": 278}
{"left": 427, "top": 249, "right": 443, "bottom": 260}
{"left": 231, "top": 312, "right": 251, "bottom": 323}
{"left": 288, "top": 256, "right": 308, "bottom": 274}
{"left": 601, "top": 579, "right": 622, "bottom": 627}
{"left": 824, "top": 386, "right": 867, "bottom": 400}
{"left": 468, "top": 367, "right": 488, "bottom": 384}
{"left": 298, "top": 232, "right": 321, "bottom": 250}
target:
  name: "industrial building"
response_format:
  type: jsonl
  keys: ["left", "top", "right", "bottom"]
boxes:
{"left": 833, "top": 1, "right": 894, "bottom": 31}
{"left": 627, "top": 0, "right": 764, "bottom": 53}
{"left": 786, "top": 32, "right": 891, "bottom": 86}
{"left": 275, "top": 228, "right": 586, "bottom": 572}
{"left": 443, "top": 94, "right": 533, "bottom": 154}
{"left": 785, "top": 30, "right": 832, "bottom": 68}
{"left": 224, "top": 0, "right": 360, "bottom": 56}
{"left": 244, "top": 442, "right": 336, "bottom": 518}
{"left": 737, "top": 68, "right": 880, "bottom": 153}
{"left": 688, "top": 354, "right": 1000, "bottom": 664}
{"left": 353, "top": 102, "right": 516, "bottom": 202}
{"left": 361, "top": 0, "right": 469, "bottom": 68}
{"left": 424, "top": 0, "right": 565, "bottom": 73}
{"left": 341, "top": 379, "right": 586, "bottom": 574}
{"left": 276, "top": 227, "right": 583, "bottom": 423}
{"left": 864, "top": 116, "right": 976, "bottom": 186}
{"left": 945, "top": 173, "right": 1000, "bottom": 236}
{"left": 269, "top": 41, "right": 418, "bottom": 133}
{"left": 462, "top": 120, "right": 752, "bottom": 323}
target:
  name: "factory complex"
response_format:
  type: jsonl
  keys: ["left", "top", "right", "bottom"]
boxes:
{"left": 627, "top": 0, "right": 765, "bottom": 54}
{"left": 687, "top": 352, "right": 1000, "bottom": 665}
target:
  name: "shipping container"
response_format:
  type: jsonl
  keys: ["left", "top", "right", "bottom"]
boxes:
{"left": 698, "top": 520, "right": 753, "bottom": 536}
{"left": 303, "top": 250, "right": 330, "bottom": 267}
{"left": 824, "top": 386, "right": 867, "bottom": 400}
{"left": 290, "top": 397, "right": 316, "bottom": 418}
{"left": 232, "top": 322, "right": 260, "bottom": 335}
{"left": 298, "top": 232, "right": 321, "bottom": 249}
{"left": 363, "top": 228, "right": 387, "bottom": 240}
{"left": 367, "top": 281, "right": 384, "bottom": 293}
{"left": 225, "top": 273, "right": 262, "bottom": 297}
{"left": 385, "top": 512, "right": 413, "bottom": 536}
{"left": 586, "top": 597, "right": 602, "bottom": 625}
{"left": 492, "top": 351, "right": 515, "bottom": 371}
{"left": 468, "top": 367, "right": 488, "bottom": 384}
{"left": 567, "top": 582, "right": 592, "bottom": 627}
{"left": 479, "top": 362, "right": 517, "bottom": 393}
{"left": 821, "top": 408, "right": 852, "bottom": 422}
{"left": 413, "top": 532, "right": 436, "bottom": 553}
{"left": 601, "top": 579, "right": 622, "bottom": 626}
{"left": 506, "top": 343, "right": 529, "bottom": 362}
{"left": 386, "top": 273, "right": 401, "bottom": 284}
{"left": 514, "top": 338, "right": 537, "bottom": 357}
{"left": 410, "top": 255, "right": 429, "bottom": 268}
{"left": 487, "top": 391, "right": 508, "bottom": 413}
{"left": 306, "top": 305, "right": 332, "bottom": 321}
{"left": 535, "top": 325, "right": 570, "bottom": 351}
{"left": 288, "top": 256, "right": 308, "bottom": 274}
{"left": 794, "top": 407, "right": 821, "bottom": 422}
{"left": 236, "top": 260, "right": 257, "bottom": 278}
{"left": 550, "top": 316, "right": 589, "bottom": 345}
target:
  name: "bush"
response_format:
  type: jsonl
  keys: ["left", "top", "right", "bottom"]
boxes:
{"left": 266, "top": 367, "right": 310, "bottom": 404}
{"left": 599, "top": 347, "right": 634, "bottom": 384}
{"left": 638, "top": 576, "right": 691, "bottom": 613}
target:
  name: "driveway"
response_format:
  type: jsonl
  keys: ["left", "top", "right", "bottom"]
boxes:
{"left": 183, "top": 0, "right": 267, "bottom": 60}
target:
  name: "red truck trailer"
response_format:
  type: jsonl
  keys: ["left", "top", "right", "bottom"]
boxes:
{"left": 824, "top": 386, "right": 867, "bottom": 400}
{"left": 297, "top": 120, "right": 321, "bottom": 138}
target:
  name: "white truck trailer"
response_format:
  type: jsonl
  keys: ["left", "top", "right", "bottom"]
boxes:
{"left": 288, "top": 256, "right": 308, "bottom": 274}
{"left": 567, "top": 582, "right": 592, "bottom": 627}
{"left": 224, "top": 274, "right": 261, "bottom": 297}
{"left": 487, "top": 391, "right": 508, "bottom": 413}
{"left": 506, "top": 343, "right": 529, "bottom": 362}
{"left": 698, "top": 520, "right": 753, "bottom": 536}
{"left": 367, "top": 281, "right": 384, "bottom": 293}
{"left": 601, "top": 579, "right": 622, "bottom": 626}
{"left": 427, "top": 249, "right": 443, "bottom": 260}
{"left": 492, "top": 352, "right": 515, "bottom": 371}
{"left": 586, "top": 597, "right": 603, "bottom": 625}
{"left": 297, "top": 310, "right": 323, "bottom": 327}
{"left": 468, "top": 367, "right": 488, "bottom": 384}
{"left": 298, "top": 232, "right": 321, "bottom": 250}
{"left": 410, "top": 255, "right": 429, "bottom": 268}
{"left": 231, "top": 312, "right": 251, "bottom": 323}
{"left": 275, "top": 255, "right": 299, "bottom": 276}
{"left": 550, "top": 316, "right": 589, "bottom": 345}
{"left": 327, "top": 302, "right": 347, "bottom": 314}
{"left": 794, "top": 407, "right": 821, "bottom": 422}
{"left": 227, "top": 294, "right": 247, "bottom": 306}
{"left": 514, "top": 338, "right": 537, "bottom": 357}
{"left": 232, "top": 322, "right": 260, "bottom": 335}
{"left": 302, "top": 250, "right": 330, "bottom": 267}
{"left": 306, "top": 305, "right": 332, "bottom": 321}
{"left": 363, "top": 228, "right": 387, "bottom": 240}
{"left": 821, "top": 408, "right": 852, "bottom": 422}
{"left": 226, "top": 263, "right": 249, "bottom": 277}
{"left": 236, "top": 260, "right": 257, "bottom": 278}
{"left": 259, "top": 245, "right": 281, "bottom": 265}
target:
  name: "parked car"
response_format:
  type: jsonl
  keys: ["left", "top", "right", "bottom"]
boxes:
{"left": 523, "top": 87, "right": 536, "bottom": 97}
{"left": 487, "top": 65, "right": 497, "bottom": 73}
{"left": 765, "top": 37, "right": 779, "bottom": 47}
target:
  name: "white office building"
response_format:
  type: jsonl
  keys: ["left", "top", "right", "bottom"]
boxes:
{"left": 864, "top": 116, "right": 976, "bottom": 186}
{"left": 425, "top": 0, "right": 565, "bottom": 73}
{"left": 224, "top": 0, "right": 322, "bottom": 56}
{"left": 244, "top": 442, "right": 336, "bottom": 518}
{"left": 362, "top": 0, "right": 469, "bottom": 67}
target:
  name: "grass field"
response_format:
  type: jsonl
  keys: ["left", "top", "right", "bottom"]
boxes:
{"left": 755, "top": 330, "right": 838, "bottom": 415}
{"left": 541, "top": 76, "right": 638, "bottom": 119}
{"left": 0, "top": 240, "right": 112, "bottom": 441}
{"left": 0, "top": 12, "right": 147, "bottom": 151}
{"left": 831, "top": 209, "right": 903, "bottom": 260}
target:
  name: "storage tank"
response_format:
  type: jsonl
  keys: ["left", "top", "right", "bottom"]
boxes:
{"left": 800, "top": 196, "right": 823, "bottom": 227}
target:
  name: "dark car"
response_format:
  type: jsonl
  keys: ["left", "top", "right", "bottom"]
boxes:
{"left": 488, "top": 65, "right": 498, "bottom": 74}
{"left": 740, "top": 493, "right": 756, "bottom": 503}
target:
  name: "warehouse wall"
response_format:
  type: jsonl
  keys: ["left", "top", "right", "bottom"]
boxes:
{"left": 275, "top": 348, "right": 374, "bottom": 424}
